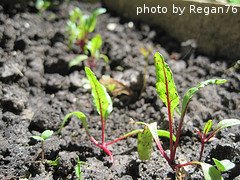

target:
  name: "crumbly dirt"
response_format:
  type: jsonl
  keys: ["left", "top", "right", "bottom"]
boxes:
{"left": 0, "top": 1, "right": 239, "bottom": 179}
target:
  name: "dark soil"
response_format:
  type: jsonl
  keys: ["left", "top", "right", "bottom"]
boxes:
{"left": 0, "top": 1, "right": 239, "bottom": 179}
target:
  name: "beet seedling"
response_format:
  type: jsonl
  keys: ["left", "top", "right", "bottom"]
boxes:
{"left": 75, "top": 157, "right": 85, "bottom": 180}
{"left": 195, "top": 118, "right": 240, "bottom": 161}
{"left": 66, "top": 7, "right": 106, "bottom": 51}
{"left": 198, "top": 158, "right": 235, "bottom": 180}
{"left": 136, "top": 52, "right": 240, "bottom": 178}
{"left": 69, "top": 34, "right": 109, "bottom": 69}
{"left": 59, "top": 67, "right": 138, "bottom": 162}
{"left": 35, "top": 0, "right": 51, "bottom": 12}
{"left": 59, "top": 67, "right": 173, "bottom": 162}
{"left": 32, "top": 130, "right": 53, "bottom": 161}
{"left": 47, "top": 156, "right": 60, "bottom": 167}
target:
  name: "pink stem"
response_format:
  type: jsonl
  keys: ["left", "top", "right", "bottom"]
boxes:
{"left": 199, "top": 141, "right": 205, "bottom": 161}
{"left": 174, "top": 161, "right": 197, "bottom": 169}
{"left": 106, "top": 130, "right": 142, "bottom": 146}
{"left": 155, "top": 138, "right": 170, "bottom": 163}
{"left": 172, "top": 105, "right": 188, "bottom": 162}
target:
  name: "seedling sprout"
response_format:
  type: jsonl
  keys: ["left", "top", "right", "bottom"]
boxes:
{"left": 32, "top": 129, "right": 54, "bottom": 161}
{"left": 135, "top": 52, "right": 240, "bottom": 179}
{"left": 59, "top": 67, "right": 173, "bottom": 162}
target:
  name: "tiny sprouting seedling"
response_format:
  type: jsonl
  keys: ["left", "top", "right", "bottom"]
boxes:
{"left": 198, "top": 158, "right": 235, "bottom": 180}
{"left": 35, "top": 0, "right": 51, "bottom": 12}
{"left": 59, "top": 67, "right": 173, "bottom": 162}
{"left": 135, "top": 52, "right": 240, "bottom": 178}
{"left": 66, "top": 7, "right": 106, "bottom": 51}
{"left": 69, "top": 34, "right": 109, "bottom": 69}
{"left": 32, "top": 130, "right": 53, "bottom": 161}
{"left": 47, "top": 156, "right": 60, "bottom": 167}
{"left": 75, "top": 157, "right": 85, "bottom": 180}
{"left": 195, "top": 119, "right": 240, "bottom": 161}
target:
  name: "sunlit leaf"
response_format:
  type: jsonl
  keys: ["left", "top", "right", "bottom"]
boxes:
{"left": 93, "top": 8, "right": 107, "bottom": 16}
{"left": 47, "top": 157, "right": 60, "bottom": 167}
{"left": 203, "top": 120, "right": 213, "bottom": 135}
{"left": 69, "top": 55, "right": 88, "bottom": 67}
{"left": 85, "top": 67, "right": 112, "bottom": 120}
{"left": 215, "top": 119, "right": 240, "bottom": 131}
{"left": 75, "top": 157, "right": 84, "bottom": 180}
{"left": 41, "top": 130, "right": 53, "bottom": 140}
{"left": 200, "top": 162, "right": 223, "bottom": 180}
{"left": 154, "top": 52, "right": 179, "bottom": 115}
{"left": 87, "top": 8, "right": 106, "bottom": 32}
{"left": 137, "top": 126, "right": 153, "bottom": 160}
{"left": 69, "top": 7, "right": 83, "bottom": 23}
{"left": 100, "top": 54, "right": 109, "bottom": 63}
{"left": 59, "top": 111, "right": 90, "bottom": 135}
{"left": 213, "top": 158, "right": 235, "bottom": 172}
{"left": 87, "top": 34, "right": 102, "bottom": 56}
{"left": 32, "top": 136, "right": 44, "bottom": 141}
{"left": 182, "top": 79, "right": 227, "bottom": 114}
{"left": 157, "top": 130, "right": 176, "bottom": 142}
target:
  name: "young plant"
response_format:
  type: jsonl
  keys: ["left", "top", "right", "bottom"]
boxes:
{"left": 136, "top": 52, "right": 240, "bottom": 178}
{"left": 59, "top": 67, "right": 173, "bottom": 162}
{"left": 47, "top": 156, "right": 60, "bottom": 167}
{"left": 195, "top": 118, "right": 240, "bottom": 161}
{"left": 192, "top": 158, "right": 235, "bottom": 180}
{"left": 32, "top": 129, "right": 54, "bottom": 161}
{"left": 69, "top": 34, "right": 109, "bottom": 69}
{"left": 35, "top": 0, "right": 51, "bottom": 12}
{"left": 66, "top": 7, "right": 106, "bottom": 51}
{"left": 75, "top": 157, "right": 85, "bottom": 180}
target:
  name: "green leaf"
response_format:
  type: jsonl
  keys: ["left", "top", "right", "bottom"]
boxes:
{"left": 154, "top": 52, "right": 179, "bottom": 115}
{"left": 69, "top": 55, "right": 88, "bottom": 67}
{"left": 157, "top": 130, "right": 176, "bottom": 142}
{"left": 182, "top": 79, "right": 227, "bottom": 114}
{"left": 59, "top": 111, "right": 90, "bottom": 135}
{"left": 75, "top": 157, "right": 83, "bottom": 180}
{"left": 32, "top": 136, "right": 44, "bottom": 141}
{"left": 36, "top": 0, "right": 50, "bottom": 11}
{"left": 215, "top": 119, "right": 240, "bottom": 131}
{"left": 87, "top": 8, "right": 106, "bottom": 32}
{"left": 100, "top": 54, "right": 109, "bottom": 63}
{"left": 93, "top": 8, "right": 107, "bottom": 16}
{"left": 137, "top": 126, "right": 153, "bottom": 160}
{"left": 87, "top": 34, "right": 102, "bottom": 57}
{"left": 213, "top": 158, "right": 235, "bottom": 172}
{"left": 200, "top": 162, "right": 223, "bottom": 180}
{"left": 41, "top": 130, "right": 53, "bottom": 140}
{"left": 69, "top": 7, "right": 83, "bottom": 23}
{"left": 121, "top": 129, "right": 143, "bottom": 138}
{"left": 203, "top": 120, "right": 213, "bottom": 135}
{"left": 47, "top": 157, "right": 60, "bottom": 167}
{"left": 85, "top": 67, "right": 112, "bottom": 120}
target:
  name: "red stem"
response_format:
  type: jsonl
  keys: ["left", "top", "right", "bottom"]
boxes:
{"left": 106, "top": 130, "right": 142, "bottom": 146}
{"left": 101, "top": 116, "right": 105, "bottom": 145}
{"left": 174, "top": 161, "right": 197, "bottom": 169}
{"left": 154, "top": 137, "right": 171, "bottom": 163}
{"left": 199, "top": 141, "right": 205, "bottom": 161}
{"left": 162, "top": 63, "right": 174, "bottom": 162}
{"left": 172, "top": 104, "right": 188, "bottom": 162}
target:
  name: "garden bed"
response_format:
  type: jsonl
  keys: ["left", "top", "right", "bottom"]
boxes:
{"left": 0, "top": 1, "right": 239, "bottom": 179}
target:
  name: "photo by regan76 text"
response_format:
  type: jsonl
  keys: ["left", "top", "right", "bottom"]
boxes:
{"left": 136, "top": 4, "right": 238, "bottom": 15}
